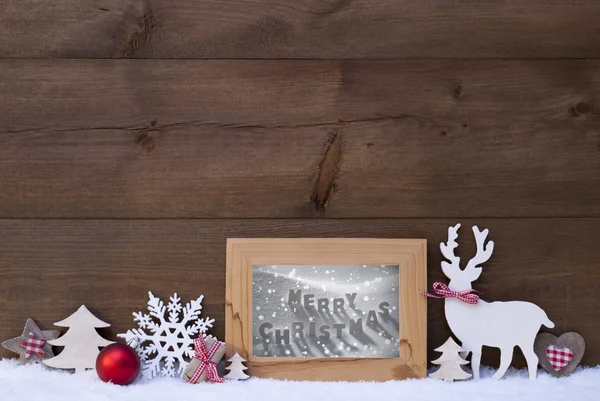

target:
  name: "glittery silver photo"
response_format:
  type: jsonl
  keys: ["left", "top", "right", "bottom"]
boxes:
{"left": 252, "top": 264, "right": 400, "bottom": 358}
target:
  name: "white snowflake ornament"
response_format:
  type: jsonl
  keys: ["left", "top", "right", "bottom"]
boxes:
{"left": 118, "top": 292, "right": 215, "bottom": 379}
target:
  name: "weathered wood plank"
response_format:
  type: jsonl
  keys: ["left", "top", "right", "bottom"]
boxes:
{"left": 1, "top": 60, "right": 599, "bottom": 218}
{"left": 4, "top": 59, "right": 598, "bottom": 135}
{"left": 0, "top": 219, "right": 598, "bottom": 367}
{"left": 1, "top": 1, "right": 600, "bottom": 58}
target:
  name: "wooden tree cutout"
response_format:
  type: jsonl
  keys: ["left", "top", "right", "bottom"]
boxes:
{"left": 439, "top": 224, "right": 554, "bottom": 380}
{"left": 224, "top": 352, "right": 249, "bottom": 380}
{"left": 43, "top": 305, "right": 114, "bottom": 373}
{"left": 429, "top": 337, "right": 471, "bottom": 382}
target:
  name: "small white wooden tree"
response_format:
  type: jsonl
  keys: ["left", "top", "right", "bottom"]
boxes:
{"left": 224, "top": 353, "right": 249, "bottom": 380}
{"left": 43, "top": 305, "right": 114, "bottom": 373}
{"left": 430, "top": 337, "right": 472, "bottom": 382}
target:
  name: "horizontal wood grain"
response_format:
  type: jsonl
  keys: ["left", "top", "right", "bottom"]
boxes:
{"left": 1, "top": 1, "right": 600, "bottom": 58}
{"left": 1, "top": 60, "right": 600, "bottom": 218}
{"left": 0, "top": 218, "right": 598, "bottom": 367}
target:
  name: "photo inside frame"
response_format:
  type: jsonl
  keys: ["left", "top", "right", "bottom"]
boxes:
{"left": 252, "top": 264, "right": 401, "bottom": 358}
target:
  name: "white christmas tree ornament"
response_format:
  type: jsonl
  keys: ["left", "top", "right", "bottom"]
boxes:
{"left": 224, "top": 352, "right": 249, "bottom": 380}
{"left": 118, "top": 292, "right": 215, "bottom": 379}
{"left": 429, "top": 337, "right": 472, "bottom": 382}
{"left": 435, "top": 224, "right": 554, "bottom": 380}
{"left": 42, "top": 305, "right": 114, "bottom": 373}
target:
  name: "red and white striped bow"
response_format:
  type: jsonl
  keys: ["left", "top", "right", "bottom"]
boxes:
{"left": 421, "top": 282, "right": 482, "bottom": 304}
{"left": 188, "top": 336, "right": 224, "bottom": 384}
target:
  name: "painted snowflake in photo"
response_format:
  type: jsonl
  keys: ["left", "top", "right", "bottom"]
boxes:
{"left": 252, "top": 265, "right": 400, "bottom": 358}
{"left": 118, "top": 292, "right": 215, "bottom": 379}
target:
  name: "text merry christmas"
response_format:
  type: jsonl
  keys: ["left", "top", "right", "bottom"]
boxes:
{"left": 257, "top": 290, "right": 391, "bottom": 345}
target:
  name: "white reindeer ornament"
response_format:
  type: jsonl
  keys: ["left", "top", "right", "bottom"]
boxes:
{"left": 425, "top": 224, "right": 554, "bottom": 380}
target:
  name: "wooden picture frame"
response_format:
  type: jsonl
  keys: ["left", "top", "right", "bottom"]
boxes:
{"left": 225, "top": 238, "right": 427, "bottom": 382}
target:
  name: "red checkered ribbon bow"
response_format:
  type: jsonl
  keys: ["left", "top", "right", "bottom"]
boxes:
{"left": 19, "top": 332, "right": 46, "bottom": 358}
{"left": 189, "top": 336, "right": 224, "bottom": 384}
{"left": 421, "top": 282, "right": 482, "bottom": 304}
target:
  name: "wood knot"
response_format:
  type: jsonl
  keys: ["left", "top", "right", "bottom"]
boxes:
{"left": 570, "top": 101, "right": 592, "bottom": 117}
{"left": 453, "top": 84, "right": 463, "bottom": 99}
{"left": 311, "top": 130, "right": 343, "bottom": 215}
{"left": 121, "top": 2, "right": 156, "bottom": 57}
{"left": 400, "top": 338, "right": 413, "bottom": 359}
{"left": 135, "top": 127, "right": 157, "bottom": 153}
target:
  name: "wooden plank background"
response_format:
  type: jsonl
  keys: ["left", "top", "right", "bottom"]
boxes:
{"left": 0, "top": 1, "right": 599, "bottom": 369}
{"left": 2, "top": 1, "right": 600, "bottom": 58}
{"left": 2, "top": 60, "right": 599, "bottom": 218}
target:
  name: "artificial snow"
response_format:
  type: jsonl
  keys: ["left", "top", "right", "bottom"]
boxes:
{"left": 1, "top": 359, "right": 598, "bottom": 401}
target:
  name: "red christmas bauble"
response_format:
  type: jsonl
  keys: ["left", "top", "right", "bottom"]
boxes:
{"left": 96, "top": 343, "right": 140, "bottom": 385}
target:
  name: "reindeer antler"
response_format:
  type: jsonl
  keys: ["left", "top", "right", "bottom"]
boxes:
{"left": 440, "top": 224, "right": 461, "bottom": 276}
{"left": 465, "top": 226, "right": 494, "bottom": 271}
